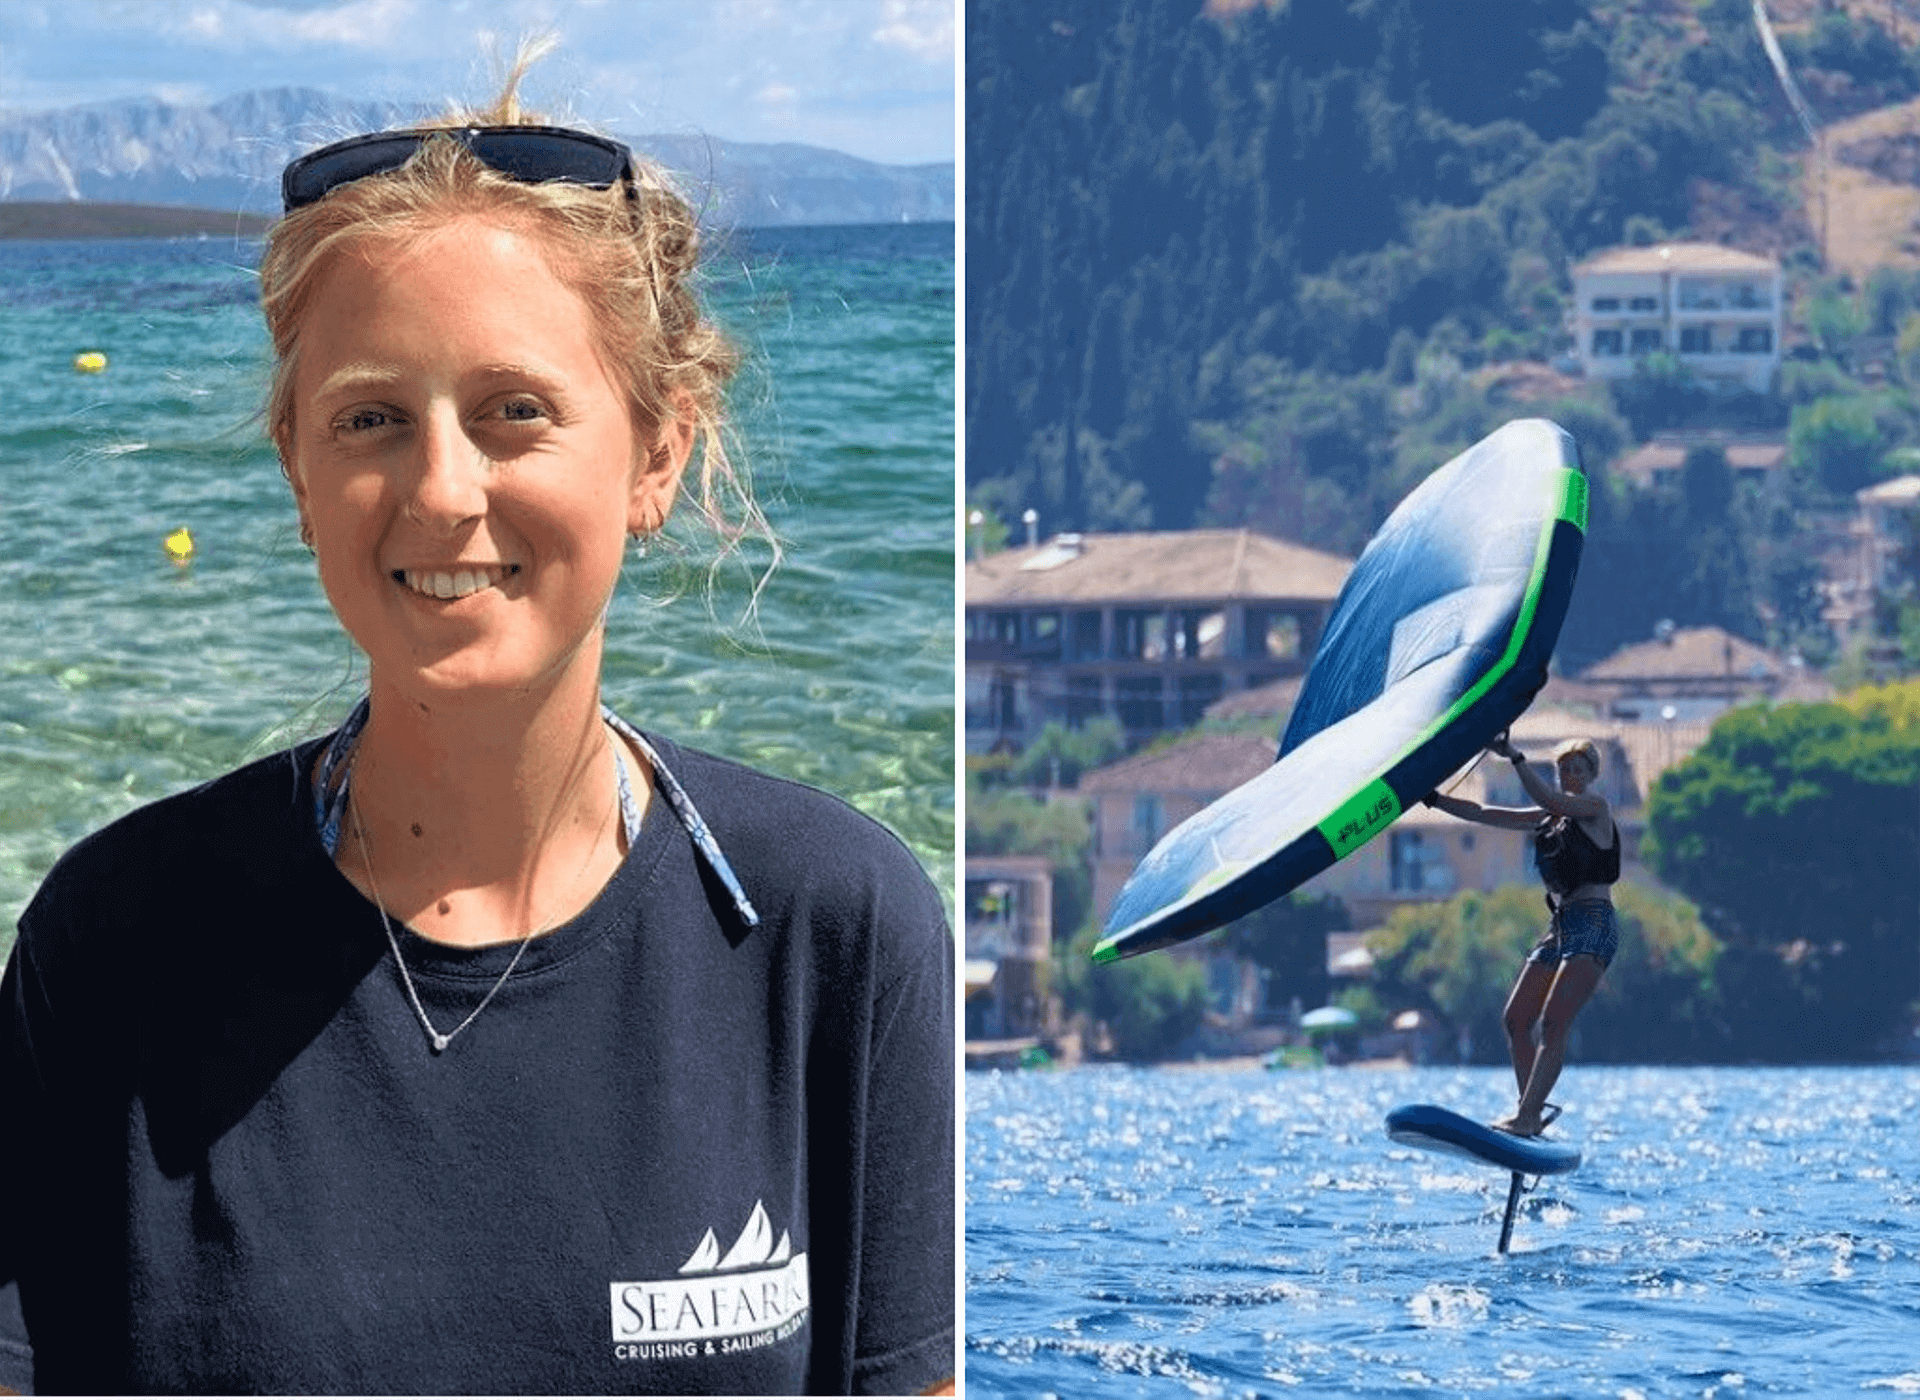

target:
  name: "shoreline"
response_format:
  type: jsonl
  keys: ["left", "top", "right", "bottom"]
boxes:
{"left": 0, "top": 201, "right": 274, "bottom": 241}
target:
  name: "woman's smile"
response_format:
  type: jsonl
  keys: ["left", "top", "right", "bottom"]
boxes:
{"left": 396, "top": 563, "right": 522, "bottom": 601}
{"left": 284, "top": 216, "right": 680, "bottom": 705}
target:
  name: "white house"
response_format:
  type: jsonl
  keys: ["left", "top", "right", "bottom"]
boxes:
{"left": 1571, "top": 242, "right": 1782, "bottom": 393}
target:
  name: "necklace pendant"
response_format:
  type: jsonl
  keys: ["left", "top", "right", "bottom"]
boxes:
{"left": 430, "top": 1031, "right": 451, "bottom": 1053}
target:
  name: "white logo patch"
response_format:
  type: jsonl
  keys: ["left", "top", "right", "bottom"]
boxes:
{"left": 610, "top": 1202, "right": 810, "bottom": 1360}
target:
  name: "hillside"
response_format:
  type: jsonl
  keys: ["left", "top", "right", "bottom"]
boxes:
{"left": 0, "top": 88, "right": 954, "bottom": 228}
{"left": 966, "top": 0, "right": 1920, "bottom": 676}
{"left": 1813, "top": 94, "right": 1920, "bottom": 275}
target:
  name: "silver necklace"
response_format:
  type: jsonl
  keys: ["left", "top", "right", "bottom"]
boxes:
{"left": 349, "top": 729, "right": 622, "bottom": 1053}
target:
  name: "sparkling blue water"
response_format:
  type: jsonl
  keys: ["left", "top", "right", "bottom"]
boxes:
{"left": 967, "top": 1064, "right": 1920, "bottom": 1397}
{"left": 0, "top": 223, "right": 953, "bottom": 950}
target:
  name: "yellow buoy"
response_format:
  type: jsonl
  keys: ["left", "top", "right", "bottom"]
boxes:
{"left": 73, "top": 351, "right": 108, "bottom": 374}
{"left": 164, "top": 527, "right": 195, "bottom": 565}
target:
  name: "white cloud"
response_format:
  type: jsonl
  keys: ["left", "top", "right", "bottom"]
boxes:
{"left": 871, "top": 0, "right": 949, "bottom": 65}
{"left": 267, "top": 0, "right": 419, "bottom": 48}
{"left": 6, "top": 0, "right": 953, "bottom": 163}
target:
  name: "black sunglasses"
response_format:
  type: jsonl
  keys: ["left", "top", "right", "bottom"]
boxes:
{"left": 282, "top": 125, "right": 637, "bottom": 212}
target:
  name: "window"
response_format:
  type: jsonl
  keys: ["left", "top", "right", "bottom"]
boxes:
{"left": 1731, "top": 283, "right": 1768, "bottom": 309}
{"left": 1069, "top": 610, "right": 1103, "bottom": 661}
{"left": 1023, "top": 611, "right": 1061, "bottom": 660}
{"left": 1066, "top": 673, "right": 1102, "bottom": 725}
{"left": 1590, "top": 296, "right": 1621, "bottom": 312}
{"left": 1132, "top": 794, "right": 1164, "bottom": 854}
{"left": 1245, "top": 609, "right": 1301, "bottom": 660}
{"left": 1173, "top": 608, "right": 1226, "bottom": 660}
{"left": 1630, "top": 328, "right": 1664, "bottom": 354}
{"left": 1115, "top": 676, "right": 1163, "bottom": 731}
{"left": 1678, "top": 283, "right": 1721, "bottom": 310}
{"left": 1679, "top": 324, "right": 1714, "bottom": 354}
{"left": 1628, "top": 296, "right": 1659, "bottom": 312}
{"left": 1113, "top": 609, "right": 1166, "bottom": 661}
{"left": 1390, "top": 830, "right": 1456, "bottom": 894}
{"left": 988, "top": 676, "right": 1019, "bottom": 730}
{"left": 1390, "top": 831, "right": 1428, "bottom": 892}
{"left": 1591, "top": 328, "right": 1624, "bottom": 355}
{"left": 1735, "top": 326, "right": 1773, "bottom": 353}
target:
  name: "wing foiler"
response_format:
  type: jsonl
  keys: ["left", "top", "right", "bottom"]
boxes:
{"left": 1092, "top": 417, "right": 1587, "bottom": 963}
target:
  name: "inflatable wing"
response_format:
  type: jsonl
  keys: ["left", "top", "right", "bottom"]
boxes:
{"left": 1092, "top": 417, "right": 1586, "bottom": 962}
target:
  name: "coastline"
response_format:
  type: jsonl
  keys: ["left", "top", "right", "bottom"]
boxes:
{"left": 0, "top": 202, "right": 273, "bottom": 241}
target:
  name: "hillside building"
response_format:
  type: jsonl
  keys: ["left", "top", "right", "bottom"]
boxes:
{"left": 964, "top": 529, "right": 1351, "bottom": 752}
{"left": 1610, "top": 432, "right": 1788, "bottom": 492}
{"left": 1571, "top": 243, "right": 1782, "bottom": 394}
{"left": 963, "top": 855, "right": 1053, "bottom": 1043}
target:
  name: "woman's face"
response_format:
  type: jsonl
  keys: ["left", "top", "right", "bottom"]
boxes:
{"left": 1555, "top": 751, "right": 1594, "bottom": 792}
{"left": 284, "top": 217, "right": 687, "bottom": 706}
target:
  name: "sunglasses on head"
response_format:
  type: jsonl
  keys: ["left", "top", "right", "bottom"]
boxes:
{"left": 281, "top": 124, "right": 637, "bottom": 212}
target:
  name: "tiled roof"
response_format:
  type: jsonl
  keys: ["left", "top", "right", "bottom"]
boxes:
{"left": 1859, "top": 473, "right": 1920, "bottom": 507}
{"left": 966, "top": 529, "right": 1352, "bottom": 606}
{"left": 1612, "top": 436, "right": 1787, "bottom": 486}
{"left": 1079, "top": 732, "right": 1273, "bottom": 795}
{"left": 1203, "top": 674, "right": 1304, "bottom": 722}
{"left": 1580, "top": 625, "right": 1783, "bottom": 685}
{"left": 1573, "top": 242, "right": 1778, "bottom": 276}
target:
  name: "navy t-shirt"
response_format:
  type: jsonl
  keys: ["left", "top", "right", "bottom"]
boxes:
{"left": 0, "top": 731, "right": 953, "bottom": 1394}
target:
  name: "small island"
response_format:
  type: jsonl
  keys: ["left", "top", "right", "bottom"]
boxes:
{"left": 0, "top": 202, "right": 273, "bottom": 241}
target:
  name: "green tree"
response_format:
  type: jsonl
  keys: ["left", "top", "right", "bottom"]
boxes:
{"left": 1576, "top": 884, "right": 1727, "bottom": 1062}
{"left": 1367, "top": 887, "right": 1544, "bottom": 1062}
{"left": 965, "top": 775, "right": 1095, "bottom": 949}
{"left": 1803, "top": 280, "right": 1868, "bottom": 362}
{"left": 1002, "top": 718, "right": 1128, "bottom": 790}
{"left": 1788, "top": 395, "right": 1893, "bottom": 496}
{"left": 1060, "top": 930, "right": 1211, "bottom": 1061}
{"left": 1225, "top": 890, "right": 1348, "bottom": 1015}
{"left": 1610, "top": 352, "right": 1707, "bottom": 437}
{"left": 1369, "top": 882, "right": 1734, "bottom": 1063}
{"left": 1642, "top": 697, "right": 1920, "bottom": 1059}
{"left": 964, "top": 497, "right": 1010, "bottom": 557}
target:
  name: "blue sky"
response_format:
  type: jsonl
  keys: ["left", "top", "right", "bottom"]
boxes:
{"left": 0, "top": 0, "right": 954, "bottom": 165}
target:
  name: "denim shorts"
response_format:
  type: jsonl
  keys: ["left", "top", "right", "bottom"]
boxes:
{"left": 1525, "top": 899, "right": 1620, "bottom": 969}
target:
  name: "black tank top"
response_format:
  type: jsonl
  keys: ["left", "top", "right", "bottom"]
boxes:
{"left": 1534, "top": 813, "right": 1619, "bottom": 897}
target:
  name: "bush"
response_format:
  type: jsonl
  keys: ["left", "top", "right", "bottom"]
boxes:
{"left": 1368, "top": 882, "right": 1729, "bottom": 1064}
{"left": 1643, "top": 695, "right": 1920, "bottom": 1058}
{"left": 1062, "top": 931, "right": 1211, "bottom": 1061}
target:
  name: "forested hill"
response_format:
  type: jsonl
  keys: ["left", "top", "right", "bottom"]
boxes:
{"left": 964, "top": 0, "right": 1918, "bottom": 553}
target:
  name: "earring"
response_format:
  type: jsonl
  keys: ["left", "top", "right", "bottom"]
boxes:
{"left": 629, "top": 530, "right": 648, "bottom": 558}
{"left": 298, "top": 519, "right": 315, "bottom": 553}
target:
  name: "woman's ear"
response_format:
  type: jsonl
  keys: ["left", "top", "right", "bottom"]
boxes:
{"left": 629, "top": 406, "right": 694, "bottom": 538}
{"left": 283, "top": 453, "right": 315, "bottom": 545}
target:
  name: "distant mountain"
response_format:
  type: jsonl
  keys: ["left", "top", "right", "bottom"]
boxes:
{"left": 0, "top": 88, "right": 952, "bottom": 227}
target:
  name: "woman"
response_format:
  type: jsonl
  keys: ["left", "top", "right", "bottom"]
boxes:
{"left": 1425, "top": 734, "right": 1619, "bottom": 1138}
{"left": 0, "top": 68, "right": 953, "bottom": 1396}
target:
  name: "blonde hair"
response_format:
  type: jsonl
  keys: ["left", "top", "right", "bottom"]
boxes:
{"left": 1552, "top": 737, "right": 1602, "bottom": 778}
{"left": 258, "top": 42, "right": 773, "bottom": 579}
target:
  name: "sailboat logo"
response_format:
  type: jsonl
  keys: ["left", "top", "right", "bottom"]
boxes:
{"left": 610, "top": 1201, "right": 811, "bottom": 1353}
{"left": 678, "top": 1200, "right": 793, "bottom": 1274}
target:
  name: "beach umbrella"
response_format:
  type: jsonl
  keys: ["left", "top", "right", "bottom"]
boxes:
{"left": 1300, "top": 1005, "right": 1357, "bottom": 1031}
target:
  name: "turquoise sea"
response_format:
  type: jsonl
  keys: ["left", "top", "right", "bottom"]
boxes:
{"left": 968, "top": 1064, "right": 1920, "bottom": 1398}
{"left": 0, "top": 222, "right": 954, "bottom": 953}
